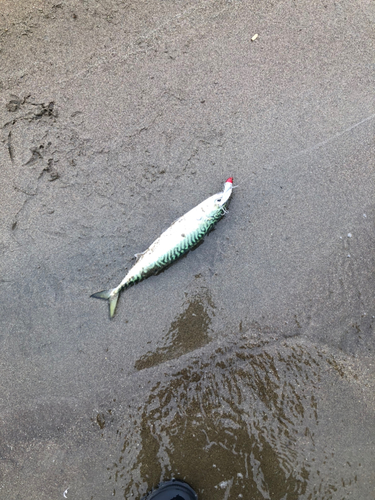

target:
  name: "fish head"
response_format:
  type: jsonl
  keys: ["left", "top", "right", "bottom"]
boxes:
{"left": 216, "top": 177, "right": 233, "bottom": 206}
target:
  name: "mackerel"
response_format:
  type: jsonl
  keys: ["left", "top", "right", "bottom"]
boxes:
{"left": 91, "top": 177, "right": 233, "bottom": 318}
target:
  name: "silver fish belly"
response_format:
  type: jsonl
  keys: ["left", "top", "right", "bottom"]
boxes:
{"left": 91, "top": 178, "right": 233, "bottom": 318}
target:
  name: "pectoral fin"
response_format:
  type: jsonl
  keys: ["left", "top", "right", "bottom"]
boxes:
{"left": 134, "top": 250, "right": 147, "bottom": 262}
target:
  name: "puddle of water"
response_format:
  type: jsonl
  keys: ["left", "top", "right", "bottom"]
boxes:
{"left": 109, "top": 335, "right": 367, "bottom": 499}
{"left": 134, "top": 289, "right": 214, "bottom": 371}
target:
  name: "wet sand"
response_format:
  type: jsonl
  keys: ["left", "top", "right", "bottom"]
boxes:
{"left": 1, "top": 0, "right": 375, "bottom": 498}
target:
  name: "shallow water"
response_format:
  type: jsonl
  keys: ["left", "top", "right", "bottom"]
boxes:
{"left": 134, "top": 290, "right": 214, "bottom": 371}
{"left": 108, "top": 333, "right": 374, "bottom": 499}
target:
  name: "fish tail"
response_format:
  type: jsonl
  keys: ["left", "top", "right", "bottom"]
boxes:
{"left": 90, "top": 288, "right": 120, "bottom": 319}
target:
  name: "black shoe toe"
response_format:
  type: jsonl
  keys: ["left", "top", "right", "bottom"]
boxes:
{"left": 143, "top": 479, "right": 198, "bottom": 500}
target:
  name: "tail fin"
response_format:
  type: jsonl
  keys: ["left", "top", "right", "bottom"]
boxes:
{"left": 91, "top": 289, "right": 120, "bottom": 319}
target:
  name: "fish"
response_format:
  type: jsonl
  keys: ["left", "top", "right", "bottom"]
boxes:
{"left": 91, "top": 177, "right": 233, "bottom": 318}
